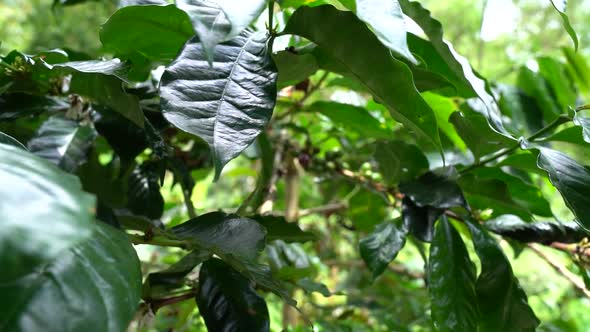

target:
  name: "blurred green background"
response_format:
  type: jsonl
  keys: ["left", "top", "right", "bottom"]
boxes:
{"left": 3, "top": 0, "right": 590, "bottom": 331}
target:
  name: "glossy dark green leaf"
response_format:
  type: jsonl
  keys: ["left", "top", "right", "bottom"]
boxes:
{"left": 549, "top": 0, "right": 578, "bottom": 50}
{"left": 399, "top": 167, "right": 467, "bottom": 209}
{"left": 486, "top": 214, "right": 584, "bottom": 244}
{"left": 466, "top": 219, "right": 539, "bottom": 332}
{"left": 0, "top": 131, "right": 26, "bottom": 149}
{"left": 355, "top": 0, "right": 417, "bottom": 64}
{"left": 400, "top": 0, "right": 508, "bottom": 135}
{"left": 171, "top": 211, "right": 267, "bottom": 260}
{"left": 196, "top": 258, "right": 270, "bottom": 332}
{"left": 273, "top": 51, "right": 318, "bottom": 88}
{"left": 127, "top": 163, "right": 165, "bottom": 220}
{"left": 251, "top": 215, "right": 316, "bottom": 243}
{"left": 51, "top": 59, "right": 130, "bottom": 82}
{"left": 27, "top": 115, "right": 97, "bottom": 172}
{"left": 160, "top": 29, "right": 277, "bottom": 179}
{"left": 309, "top": 101, "right": 391, "bottom": 139}
{"left": 176, "top": 0, "right": 231, "bottom": 64}
{"left": 401, "top": 197, "right": 442, "bottom": 242}
{"left": 428, "top": 216, "right": 478, "bottom": 332}
{"left": 450, "top": 110, "right": 513, "bottom": 162}
{"left": 144, "top": 249, "right": 211, "bottom": 297}
{"left": 100, "top": 5, "right": 194, "bottom": 62}
{"left": 0, "top": 94, "right": 68, "bottom": 121}
{"left": 0, "top": 143, "right": 95, "bottom": 282}
{"left": 70, "top": 73, "right": 144, "bottom": 127}
{"left": 359, "top": 220, "right": 407, "bottom": 279}
{"left": 536, "top": 147, "right": 590, "bottom": 231}
{"left": 284, "top": 5, "right": 442, "bottom": 152}
{"left": 374, "top": 140, "right": 429, "bottom": 185}
{"left": 0, "top": 222, "right": 142, "bottom": 332}
{"left": 119, "top": 0, "right": 167, "bottom": 7}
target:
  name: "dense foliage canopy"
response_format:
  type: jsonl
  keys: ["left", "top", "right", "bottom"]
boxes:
{"left": 2, "top": 0, "right": 590, "bottom": 331}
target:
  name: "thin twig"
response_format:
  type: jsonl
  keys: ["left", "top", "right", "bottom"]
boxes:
{"left": 275, "top": 71, "right": 330, "bottom": 121}
{"left": 260, "top": 131, "right": 286, "bottom": 214}
{"left": 527, "top": 244, "right": 590, "bottom": 299}
{"left": 299, "top": 202, "right": 348, "bottom": 217}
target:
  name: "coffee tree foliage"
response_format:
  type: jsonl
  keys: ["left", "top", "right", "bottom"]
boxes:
{"left": 2, "top": 0, "right": 590, "bottom": 331}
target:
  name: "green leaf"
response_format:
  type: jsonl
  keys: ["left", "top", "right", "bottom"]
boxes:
{"left": 70, "top": 73, "right": 144, "bottom": 127}
{"left": 496, "top": 151, "right": 545, "bottom": 176}
{"left": 77, "top": 151, "right": 128, "bottom": 208}
{"left": 27, "top": 115, "right": 97, "bottom": 172}
{"left": 359, "top": 220, "right": 407, "bottom": 279}
{"left": 213, "top": 0, "right": 267, "bottom": 38}
{"left": 407, "top": 34, "right": 473, "bottom": 98}
{"left": 401, "top": 197, "right": 442, "bottom": 242}
{"left": 251, "top": 215, "right": 317, "bottom": 243}
{"left": 542, "top": 126, "right": 586, "bottom": 146}
{"left": 196, "top": 258, "right": 270, "bottom": 332}
{"left": 450, "top": 110, "right": 513, "bottom": 162}
{"left": 100, "top": 5, "right": 194, "bottom": 62}
{"left": 535, "top": 147, "right": 590, "bottom": 231}
{"left": 273, "top": 51, "right": 318, "bottom": 88}
{"left": 466, "top": 219, "right": 539, "bottom": 332}
{"left": 373, "top": 140, "right": 429, "bottom": 185}
{"left": 399, "top": 0, "right": 508, "bottom": 135}
{"left": 309, "top": 101, "right": 391, "bottom": 139}
{"left": 127, "top": 163, "right": 165, "bottom": 220}
{"left": 355, "top": 0, "right": 417, "bottom": 64}
{"left": 517, "top": 67, "right": 562, "bottom": 122}
{"left": 176, "top": 0, "right": 231, "bottom": 64}
{"left": 0, "top": 143, "right": 95, "bottom": 282}
{"left": 458, "top": 174, "right": 531, "bottom": 221}
{"left": 399, "top": 167, "right": 466, "bottom": 209}
{"left": 421, "top": 92, "right": 466, "bottom": 150}
{"left": 496, "top": 85, "right": 544, "bottom": 136}
{"left": 283, "top": 5, "right": 442, "bottom": 152}
{"left": 348, "top": 189, "right": 388, "bottom": 231}
{"left": 563, "top": 47, "right": 590, "bottom": 93}
{"left": 0, "top": 94, "right": 68, "bottom": 121}
{"left": 537, "top": 57, "right": 577, "bottom": 109}
{"left": 160, "top": 29, "right": 277, "bottom": 179}
{"left": 486, "top": 215, "right": 584, "bottom": 244}
{"left": 466, "top": 167, "right": 552, "bottom": 217}
{"left": 144, "top": 250, "right": 211, "bottom": 297}
{"left": 0, "top": 131, "right": 26, "bottom": 149}
{"left": 428, "top": 216, "right": 478, "bottom": 332}
{"left": 0, "top": 222, "right": 142, "bottom": 332}
{"left": 171, "top": 211, "right": 267, "bottom": 260}
{"left": 296, "top": 278, "right": 332, "bottom": 297}
{"left": 549, "top": 0, "right": 579, "bottom": 51}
